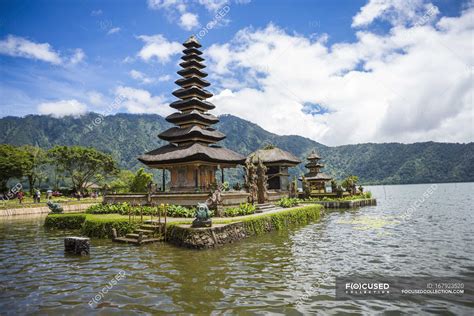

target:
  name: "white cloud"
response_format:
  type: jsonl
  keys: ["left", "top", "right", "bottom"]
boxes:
{"left": 107, "top": 27, "right": 121, "bottom": 35}
{"left": 115, "top": 86, "right": 171, "bottom": 116}
{"left": 206, "top": 6, "right": 474, "bottom": 145}
{"left": 69, "top": 48, "right": 85, "bottom": 64}
{"left": 179, "top": 12, "right": 199, "bottom": 30}
{"left": 130, "top": 69, "right": 155, "bottom": 84}
{"left": 0, "top": 35, "right": 62, "bottom": 64}
{"left": 147, "top": 0, "right": 182, "bottom": 10}
{"left": 352, "top": 0, "right": 439, "bottom": 27}
{"left": 91, "top": 9, "right": 103, "bottom": 16}
{"left": 136, "top": 34, "right": 182, "bottom": 63}
{"left": 87, "top": 91, "right": 106, "bottom": 107}
{"left": 198, "top": 0, "right": 228, "bottom": 11}
{"left": 37, "top": 99, "right": 87, "bottom": 117}
{"left": 158, "top": 74, "right": 172, "bottom": 82}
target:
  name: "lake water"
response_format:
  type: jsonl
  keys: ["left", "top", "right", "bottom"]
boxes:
{"left": 0, "top": 183, "right": 473, "bottom": 315}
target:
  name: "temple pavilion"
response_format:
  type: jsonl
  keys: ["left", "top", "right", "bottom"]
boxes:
{"left": 248, "top": 146, "right": 301, "bottom": 193}
{"left": 301, "top": 151, "right": 332, "bottom": 194}
{"left": 138, "top": 36, "right": 245, "bottom": 192}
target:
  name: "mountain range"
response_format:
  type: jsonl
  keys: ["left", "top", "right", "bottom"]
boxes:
{"left": 0, "top": 113, "right": 472, "bottom": 185}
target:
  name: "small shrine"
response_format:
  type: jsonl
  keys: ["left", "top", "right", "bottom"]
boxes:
{"left": 247, "top": 146, "right": 301, "bottom": 202}
{"left": 300, "top": 150, "right": 332, "bottom": 195}
{"left": 138, "top": 36, "right": 245, "bottom": 192}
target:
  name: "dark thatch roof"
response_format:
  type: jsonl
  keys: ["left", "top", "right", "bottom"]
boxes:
{"left": 248, "top": 147, "right": 301, "bottom": 165}
{"left": 158, "top": 126, "right": 225, "bottom": 143}
{"left": 172, "top": 86, "right": 213, "bottom": 99}
{"left": 170, "top": 98, "right": 215, "bottom": 111}
{"left": 175, "top": 76, "right": 210, "bottom": 88}
{"left": 183, "top": 35, "right": 202, "bottom": 49}
{"left": 181, "top": 53, "right": 204, "bottom": 62}
{"left": 166, "top": 110, "right": 219, "bottom": 125}
{"left": 138, "top": 143, "right": 245, "bottom": 166}
{"left": 179, "top": 60, "right": 205, "bottom": 69}
{"left": 304, "top": 172, "right": 333, "bottom": 181}
{"left": 177, "top": 67, "right": 208, "bottom": 78}
{"left": 307, "top": 151, "right": 321, "bottom": 160}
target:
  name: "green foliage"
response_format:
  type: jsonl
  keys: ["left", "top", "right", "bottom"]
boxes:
{"left": 341, "top": 175, "right": 359, "bottom": 190}
{"left": 277, "top": 197, "right": 300, "bottom": 208}
{"left": 44, "top": 214, "right": 86, "bottom": 229}
{"left": 129, "top": 168, "right": 153, "bottom": 192}
{"left": 48, "top": 145, "right": 118, "bottom": 192}
{"left": 0, "top": 144, "right": 26, "bottom": 192}
{"left": 223, "top": 203, "right": 256, "bottom": 217}
{"left": 86, "top": 202, "right": 196, "bottom": 218}
{"left": 166, "top": 204, "right": 196, "bottom": 218}
{"left": 81, "top": 216, "right": 138, "bottom": 239}
{"left": 242, "top": 204, "right": 323, "bottom": 235}
{"left": 109, "top": 170, "right": 134, "bottom": 193}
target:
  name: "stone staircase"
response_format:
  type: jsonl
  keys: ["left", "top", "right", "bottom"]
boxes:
{"left": 255, "top": 203, "right": 278, "bottom": 213}
{"left": 113, "top": 223, "right": 164, "bottom": 245}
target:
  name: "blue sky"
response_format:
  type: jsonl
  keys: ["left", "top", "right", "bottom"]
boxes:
{"left": 0, "top": 0, "right": 472, "bottom": 145}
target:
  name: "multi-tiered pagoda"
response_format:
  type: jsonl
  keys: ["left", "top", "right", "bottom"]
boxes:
{"left": 301, "top": 151, "right": 332, "bottom": 193}
{"left": 138, "top": 36, "right": 245, "bottom": 192}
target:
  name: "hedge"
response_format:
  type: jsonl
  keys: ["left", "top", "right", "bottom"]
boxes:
{"left": 44, "top": 214, "right": 86, "bottom": 229}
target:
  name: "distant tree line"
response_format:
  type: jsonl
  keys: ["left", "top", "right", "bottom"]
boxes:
{"left": 0, "top": 144, "right": 153, "bottom": 195}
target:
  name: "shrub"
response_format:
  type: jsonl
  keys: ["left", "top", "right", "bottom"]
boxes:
{"left": 243, "top": 204, "right": 323, "bottom": 235}
{"left": 166, "top": 205, "right": 196, "bottom": 218}
{"left": 277, "top": 197, "right": 300, "bottom": 208}
{"left": 80, "top": 215, "right": 138, "bottom": 238}
{"left": 44, "top": 214, "right": 86, "bottom": 229}
{"left": 223, "top": 203, "right": 256, "bottom": 217}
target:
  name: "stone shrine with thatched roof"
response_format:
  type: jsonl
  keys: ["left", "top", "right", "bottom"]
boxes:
{"left": 300, "top": 150, "right": 332, "bottom": 194}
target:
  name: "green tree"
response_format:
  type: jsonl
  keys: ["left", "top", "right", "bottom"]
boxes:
{"left": 129, "top": 168, "right": 153, "bottom": 192}
{"left": 19, "top": 145, "right": 48, "bottom": 194}
{"left": 109, "top": 170, "right": 134, "bottom": 193}
{"left": 0, "top": 145, "right": 25, "bottom": 192}
{"left": 48, "top": 146, "right": 118, "bottom": 192}
{"left": 342, "top": 175, "right": 359, "bottom": 194}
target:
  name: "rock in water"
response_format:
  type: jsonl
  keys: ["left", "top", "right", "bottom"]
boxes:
{"left": 64, "top": 237, "right": 90, "bottom": 255}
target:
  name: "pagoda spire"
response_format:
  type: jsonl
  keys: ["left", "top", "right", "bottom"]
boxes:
{"left": 159, "top": 36, "right": 224, "bottom": 145}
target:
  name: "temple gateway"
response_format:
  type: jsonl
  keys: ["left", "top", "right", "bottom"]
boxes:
{"left": 138, "top": 36, "right": 245, "bottom": 192}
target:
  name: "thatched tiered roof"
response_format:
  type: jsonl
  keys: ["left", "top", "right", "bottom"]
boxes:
{"left": 248, "top": 147, "right": 301, "bottom": 166}
{"left": 138, "top": 36, "right": 245, "bottom": 167}
{"left": 303, "top": 150, "right": 332, "bottom": 181}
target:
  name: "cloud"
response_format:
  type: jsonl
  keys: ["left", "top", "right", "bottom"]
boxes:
{"left": 130, "top": 69, "right": 155, "bottom": 84}
{"left": 198, "top": 0, "right": 229, "bottom": 11}
{"left": 179, "top": 12, "right": 199, "bottom": 30}
{"left": 352, "top": 0, "right": 439, "bottom": 27}
{"left": 37, "top": 99, "right": 87, "bottom": 117}
{"left": 136, "top": 34, "right": 182, "bottom": 63}
{"left": 206, "top": 6, "right": 474, "bottom": 145}
{"left": 107, "top": 27, "right": 121, "bottom": 35}
{"left": 87, "top": 91, "right": 106, "bottom": 107}
{"left": 115, "top": 86, "right": 171, "bottom": 115}
{"left": 158, "top": 74, "right": 172, "bottom": 82}
{"left": 91, "top": 9, "right": 103, "bottom": 16}
{"left": 0, "top": 35, "right": 62, "bottom": 64}
{"left": 69, "top": 48, "right": 85, "bottom": 64}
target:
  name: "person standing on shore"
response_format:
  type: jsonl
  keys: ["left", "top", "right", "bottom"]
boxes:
{"left": 17, "top": 190, "right": 24, "bottom": 204}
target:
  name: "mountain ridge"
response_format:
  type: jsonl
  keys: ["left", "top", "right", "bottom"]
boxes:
{"left": 1, "top": 112, "right": 472, "bottom": 185}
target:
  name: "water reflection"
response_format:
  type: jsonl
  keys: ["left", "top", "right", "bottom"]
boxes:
{"left": 0, "top": 183, "right": 473, "bottom": 314}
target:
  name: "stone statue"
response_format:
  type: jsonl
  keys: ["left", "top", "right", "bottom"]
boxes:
{"left": 256, "top": 158, "right": 268, "bottom": 204}
{"left": 192, "top": 202, "right": 212, "bottom": 228}
{"left": 206, "top": 187, "right": 223, "bottom": 216}
{"left": 47, "top": 200, "right": 64, "bottom": 213}
{"left": 244, "top": 159, "right": 258, "bottom": 204}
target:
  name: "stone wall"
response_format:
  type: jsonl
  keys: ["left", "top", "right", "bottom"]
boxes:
{"left": 302, "top": 198, "right": 377, "bottom": 209}
{"left": 166, "top": 204, "right": 324, "bottom": 249}
{"left": 103, "top": 191, "right": 250, "bottom": 208}
{"left": 0, "top": 203, "right": 96, "bottom": 217}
